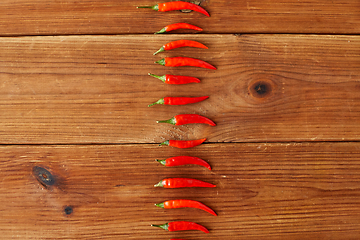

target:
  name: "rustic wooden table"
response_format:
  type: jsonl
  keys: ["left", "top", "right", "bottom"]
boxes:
{"left": 1, "top": 0, "right": 360, "bottom": 239}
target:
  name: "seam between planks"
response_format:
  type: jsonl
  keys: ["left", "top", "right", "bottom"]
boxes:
{"left": 0, "top": 140, "right": 359, "bottom": 146}
{"left": 0, "top": 33, "right": 359, "bottom": 38}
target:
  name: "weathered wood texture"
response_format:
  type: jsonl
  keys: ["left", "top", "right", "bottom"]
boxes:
{"left": 1, "top": 1, "right": 359, "bottom": 239}
{"left": 1, "top": 143, "right": 360, "bottom": 239}
{"left": 0, "top": 35, "right": 359, "bottom": 144}
{"left": 1, "top": 0, "right": 360, "bottom": 36}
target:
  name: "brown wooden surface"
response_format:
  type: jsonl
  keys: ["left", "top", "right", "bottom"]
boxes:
{"left": 1, "top": 143, "right": 360, "bottom": 239}
{"left": 1, "top": 34, "right": 359, "bottom": 144}
{"left": 0, "top": 0, "right": 360, "bottom": 36}
{"left": 1, "top": 0, "right": 360, "bottom": 239}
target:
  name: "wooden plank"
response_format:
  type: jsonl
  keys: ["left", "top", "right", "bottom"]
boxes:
{"left": 0, "top": 35, "right": 360, "bottom": 143}
{"left": 1, "top": 34, "right": 359, "bottom": 144}
{"left": 1, "top": 142, "right": 360, "bottom": 239}
{"left": 0, "top": 0, "right": 359, "bottom": 36}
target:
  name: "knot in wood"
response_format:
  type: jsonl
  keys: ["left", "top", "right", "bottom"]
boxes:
{"left": 33, "top": 166, "right": 55, "bottom": 187}
{"left": 248, "top": 79, "right": 275, "bottom": 99}
{"left": 64, "top": 206, "right": 73, "bottom": 215}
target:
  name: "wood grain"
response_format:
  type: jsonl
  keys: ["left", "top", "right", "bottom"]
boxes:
{"left": 0, "top": 34, "right": 359, "bottom": 144}
{"left": 1, "top": 1, "right": 359, "bottom": 239}
{"left": 0, "top": 0, "right": 359, "bottom": 36}
{"left": 0, "top": 143, "right": 359, "bottom": 239}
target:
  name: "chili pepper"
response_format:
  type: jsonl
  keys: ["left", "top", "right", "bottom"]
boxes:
{"left": 137, "top": 1, "right": 210, "bottom": 17}
{"left": 151, "top": 221, "right": 209, "bottom": 233}
{"left": 154, "top": 178, "right": 216, "bottom": 188}
{"left": 157, "top": 114, "right": 216, "bottom": 126}
{"left": 148, "top": 73, "right": 200, "bottom": 84}
{"left": 155, "top": 199, "right": 217, "bottom": 216}
{"left": 155, "top": 23, "right": 203, "bottom": 34}
{"left": 155, "top": 57, "right": 216, "bottom": 70}
{"left": 156, "top": 156, "right": 211, "bottom": 170}
{"left": 159, "top": 138, "right": 206, "bottom": 148}
{"left": 148, "top": 96, "right": 208, "bottom": 107}
{"left": 154, "top": 40, "right": 208, "bottom": 55}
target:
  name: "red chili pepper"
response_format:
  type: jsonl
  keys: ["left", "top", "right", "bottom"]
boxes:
{"left": 148, "top": 96, "right": 208, "bottom": 107}
{"left": 157, "top": 114, "right": 216, "bottom": 126}
{"left": 155, "top": 199, "right": 217, "bottom": 216}
{"left": 148, "top": 73, "right": 200, "bottom": 84}
{"left": 155, "top": 23, "right": 203, "bottom": 34}
{"left": 154, "top": 40, "right": 208, "bottom": 55}
{"left": 155, "top": 57, "right": 216, "bottom": 70}
{"left": 156, "top": 156, "right": 211, "bottom": 170}
{"left": 159, "top": 138, "right": 206, "bottom": 148}
{"left": 137, "top": 1, "right": 210, "bottom": 17}
{"left": 152, "top": 221, "right": 209, "bottom": 233}
{"left": 154, "top": 178, "right": 216, "bottom": 188}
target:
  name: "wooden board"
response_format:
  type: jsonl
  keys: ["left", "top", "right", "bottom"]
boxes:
{"left": 1, "top": 0, "right": 360, "bottom": 239}
{"left": 1, "top": 143, "right": 360, "bottom": 239}
{"left": 0, "top": 0, "right": 359, "bottom": 36}
{"left": 0, "top": 34, "right": 359, "bottom": 144}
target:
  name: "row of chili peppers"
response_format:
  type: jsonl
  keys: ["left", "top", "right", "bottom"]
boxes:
{"left": 138, "top": 1, "right": 215, "bottom": 239}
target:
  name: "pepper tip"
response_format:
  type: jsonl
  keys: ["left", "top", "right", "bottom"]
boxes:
{"left": 154, "top": 181, "right": 163, "bottom": 187}
{"left": 153, "top": 46, "right": 165, "bottom": 55}
{"left": 155, "top": 59, "right": 165, "bottom": 66}
{"left": 159, "top": 140, "right": 170, "bottom": 146}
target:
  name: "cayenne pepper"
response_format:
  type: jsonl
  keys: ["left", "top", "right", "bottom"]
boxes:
{"left": 157, "top": 114, "right": 216, "bottom": 126}
{"left": 153, "top": 40, "right": 208, "bottom": 55}
{"left": 151, "top": 221, "right": 209, "bottom": 233}
{"left": 148, "top": 73, "right": 200, "bottom": 84}
{"left": 154, "top": 178, "right": 216, "bottom": 188}
{"left": 159, "top": 138, "right": 206, "bottom": 148}
{"left": 156, "top": 156, "right": 212, "bottom": 170}
{"left": 137, "top": 1, "right": 210, "bottom": 17}
{"left": 156, "top": 57, "right": 216, "bottom": 70}
{"left": 155, "top": 199, "right": 217, "bottom": 216}
{"left": 154, "top": 23, "right": 203, "bottom": 34}
{"left": 148, "top": 96, "right": 209, "bottom": 107}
